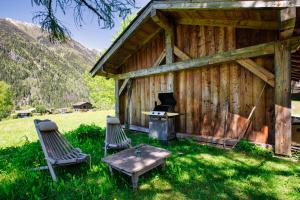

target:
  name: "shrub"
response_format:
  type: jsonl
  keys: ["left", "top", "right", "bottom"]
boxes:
{"left": 35, "top": 105, "right": 47, "bottom": 114}
{"left": 0, "top": 81, "right": 14, "bottom": 120}
{"left": 235, "top": 139, "right": 273, "bottom": 158}
{"left": 68, "top": 124, "right": 104, "bottom": 142}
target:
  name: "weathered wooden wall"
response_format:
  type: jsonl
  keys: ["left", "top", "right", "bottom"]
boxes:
{"left": 120, "top": 24, "right": 277, "bottom": 144}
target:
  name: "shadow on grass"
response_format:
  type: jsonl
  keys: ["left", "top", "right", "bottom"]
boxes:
{"left": 0, "top": 126, "right": 300, "bottom": 200}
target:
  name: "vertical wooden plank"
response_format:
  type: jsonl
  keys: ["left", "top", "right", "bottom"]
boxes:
{"left": 214, "top": 27, "right": 227, "bottom": 138}
{"left": 192, "top": 25, "right": 201, "bottom": 134}
{"left": 211, "top": 27, "right": 220, "bottom": 134}
{"left": 265, "top": 57, "right": 275, "bottom": 145}
{"left": 185, "top": 26, "right": 193, "bottom": 134}
{"left": 274, "top": 41, "right": 291, "bottom": 156}
{"left": 174, "top": 25, "right": 181, "bottom": 131}
{"left": 266, "top": 31, "right": 276, "bottom": 145}
{"left": 252, "top": 58, "right": 266, "bottom": 143}
{"left": 144, "top": 45, "right": 151, "bottom": 125}
{"left": 140, "top": 49, "right": 146, "bottom": 127}
{"left": 178, "top": 25, "right": 186, "bottom": 132}
{"left": 130, "top": 55, "right": 137, "bottom": 125}
{"left": 155, "top": 35, "right": 162, "bottom": 103}
{"left": 150, "top": 37, "right": 156, "bottom": 111}
{"left": 200, "top": 26, "right": 210, "bottom": 136}
{"left": 128, "top": 59, "right": 133, "bottom": 125}
{"left": 228, "top": 27, "right": 239, "bottom": 116}
{"left": 207, "top": 26, "right": 216, "bottom": 135}
{"left": 136, "top": 52, "right": 142, "bottom": 126}
{"left": 219, "top": 27, "right": 228, "bottom": 109}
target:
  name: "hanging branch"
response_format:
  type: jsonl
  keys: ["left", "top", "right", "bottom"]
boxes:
{"left": 31, "top": 0, "right": 136, "bottom": 42}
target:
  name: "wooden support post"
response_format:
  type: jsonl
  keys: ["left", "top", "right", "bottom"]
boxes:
{"left": 151, "top": 9, "right": 174, "bottom": 91}
{"left": 125, "top": 79, "right": 132, "bottom": 129}
{"left": 166, "top": 29, "right": 174, "bottom": 91}
{"left": 115, "top": 80, "right": 120, "bottom": 118}
{"left": 274, "top": 41, "right": 291, "bottom": 156}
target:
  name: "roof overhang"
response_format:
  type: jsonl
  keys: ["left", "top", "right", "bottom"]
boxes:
{"left": 90, "top": 0, "right": 300, "bottom": 77}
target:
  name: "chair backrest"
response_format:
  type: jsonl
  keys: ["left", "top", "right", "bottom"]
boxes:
{"left": 105, "top": 116, "right": 129, "bottom": 145}
{"left": 34, "top": 119, "right": 74, "bottom": 160}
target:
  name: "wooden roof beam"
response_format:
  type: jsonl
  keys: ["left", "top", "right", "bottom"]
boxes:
{"left": 153, "top": 1, "right": 299, "bottom": 10}
{"left": 279, "top": 7, "right": 296, "bottom": 39}
{"left": 113, "top": 36, "right": 300, "bottom": 80}
{"left": 176, "top": 18, "right": 279, "bottom": 30}
{"left": 236, "top": 59, "right": 275, "bottom": 87}
{"left": 90, "top": 3, "right": 154, "bottom": 76}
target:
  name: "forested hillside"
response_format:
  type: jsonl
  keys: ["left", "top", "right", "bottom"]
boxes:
{"left": 0, "top": 18, "right": 97, "bottom": 108}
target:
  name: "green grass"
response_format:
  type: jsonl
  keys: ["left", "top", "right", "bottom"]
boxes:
{"left": 0, "top": 110, "right": 113, "bottom": 148}
{"left": 292, "top": 100, "right": 300, "bottom": 117}
{"left": 0, "top": 112, "right": 300, "bottom": 199}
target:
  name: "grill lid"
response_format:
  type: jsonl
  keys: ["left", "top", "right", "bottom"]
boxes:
{"left": 158, "top": 92, "right": 176, "bottom": 107}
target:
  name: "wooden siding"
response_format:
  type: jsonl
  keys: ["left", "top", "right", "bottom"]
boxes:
{"left": 120, "top": 25, "right": 277, "bottom": 144}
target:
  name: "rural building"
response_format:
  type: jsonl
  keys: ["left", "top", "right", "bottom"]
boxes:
{"left": 72, "top": 102, "right": 93, "bottom": 111}
{"left": 15, "top": 109, "right": 34, "bottom": 118}
{"left": 90, "top": 0, "right": 300, "bottom": 156}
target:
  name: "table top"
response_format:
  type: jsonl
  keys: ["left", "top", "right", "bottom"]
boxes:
{"left": 102, "top": 144, "right": 171, "bottom": 173}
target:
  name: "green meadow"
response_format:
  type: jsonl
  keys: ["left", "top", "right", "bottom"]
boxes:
{"left": 0, "top": 110, "right": 299, "bottom": 199}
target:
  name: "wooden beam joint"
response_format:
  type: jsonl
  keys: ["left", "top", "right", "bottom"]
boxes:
{"left": 279, "top": 7, "right": 296, "bottom": 39}
{"left": 151, "top": 9, "right": 173, "bottom": 32}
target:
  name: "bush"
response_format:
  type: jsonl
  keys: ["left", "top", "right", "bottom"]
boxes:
{"left": 68, "top": 124, "right": 104, "bottom": 142}
{"left": 235, "top": 139, "right": 273, "bottom": 158}
{"left": 35, "top": 105, "right": 47, "bottom": 114}
{"left": 0, "top": 81, "right": 14, "bottom": 120}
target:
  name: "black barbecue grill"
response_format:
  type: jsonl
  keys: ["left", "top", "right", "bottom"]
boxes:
{"left": 153, "top": 92, "right": 176, "bottom": 112}
{"left": 146, "top": 92, "right": 178, "bottom": 142}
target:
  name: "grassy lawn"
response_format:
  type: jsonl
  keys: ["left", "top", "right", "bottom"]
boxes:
{"left": 0, "top": 111, "right": 300, "bottom": 199}
{"left": 0, "top": 110, "right": 113, "bottom": 148}
{"left": 292, "top": 100, "right": 300, "bottom": 117}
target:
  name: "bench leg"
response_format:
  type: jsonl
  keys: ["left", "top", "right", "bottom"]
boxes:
{"left": 47, "top": 161, "right": 57, "bottom": 181}
{"left": 131, "top": 174, "right": 139, "bottom": 189}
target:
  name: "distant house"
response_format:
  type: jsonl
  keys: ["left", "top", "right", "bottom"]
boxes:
{"left": 72, "top": 102, "right": 93, "bottom": 111}
{"left": 15, "top": 109, "right": 33, "bottom": 118}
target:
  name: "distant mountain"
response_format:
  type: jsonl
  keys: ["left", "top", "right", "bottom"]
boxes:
{"left": 0, "top": 18, "right": 98, "bottom": 108}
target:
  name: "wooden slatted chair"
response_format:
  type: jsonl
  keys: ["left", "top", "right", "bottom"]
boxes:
{"left": 34, "top": 119, "right": 90, "bottom": 181}
{"left": 104, "top": 116, "right": 131, "bottom": 156}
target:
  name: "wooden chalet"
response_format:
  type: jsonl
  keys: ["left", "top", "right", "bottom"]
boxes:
{"left": 91, "top": 0, "right": 300, "bottom": 156}
{"left": 72, "top": 102, "right": 93, "bottom": 111}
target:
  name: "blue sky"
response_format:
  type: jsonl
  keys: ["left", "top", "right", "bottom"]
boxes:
{"left": 0, "top": 0, "right": 150, "bottom": 50}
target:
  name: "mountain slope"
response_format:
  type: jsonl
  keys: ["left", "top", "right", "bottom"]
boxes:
{"left": 0, "top": 18, "right": 97, "bottom": 107}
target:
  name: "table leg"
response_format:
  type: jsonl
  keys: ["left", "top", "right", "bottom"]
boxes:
{"left": 131, "top": 174, "right": 139, "bottom": 189}
{"left": 161, "top": 161, "right": 166, "bottom": 170}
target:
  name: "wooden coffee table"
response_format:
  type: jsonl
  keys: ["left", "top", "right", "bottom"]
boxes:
{"left": 102, "top": 144, "right": 171, "bottom": 189}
